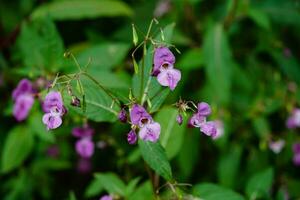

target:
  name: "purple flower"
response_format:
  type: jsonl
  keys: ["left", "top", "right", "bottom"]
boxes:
{"left": 75, "top": 138, "right": 95, "bottom": 158}
{"left": 286, "top": 108, "right": 300, "bottom": 129}
{"left": 176, "top": 114, "right": 183, "bottom": 125}
{"left": 99, "top": 195, "right": 113, "bottom": 200}
{"left": 12, "top": 79, "right": 34, "bottom": 101}
{"left": 200, "top": 121, "right": 217, "bottom": 138}
{"left": 127, "top": 129, "right": 137, "bottom": 144}
{"left": 77, "top": 158, "right": 92, "bottom": 173}
{"left": 197, "top": 102, "right": 211, "bottom": 116}
{"left": 188, "top": 113, "right": 206, "bottom": 128}
{"left": 213, "top": 120, "right": 224, "bottom": 140}
{"left": 157, "top": 67, "right": 181, "bottom": 90}
{"left": 139, "top": 122, "right": 161, "bottom": 142}
{"left": 269, "top": 139, "right": 285, "bottom": 154}
{"left": 118, "top": 108, "right": 127, "bottom": 123}
{"left": 153, "top": 47, "right": 175, "bottom": 76}
{"left": 293, "top": 143, "right": 300, "bottom": 166}
{"left": 42, "top": 111, "right": 63, "bottom": 130}
{"left": 13, "top": 94, "right": 34, "bottom": 121}
{"left": 43, "top": 91, "right": 64, "bottom": 113}
{"left": 130, "top": 104, "right": 152, "bottom": 126}
{"left": 72, "top": 125, "right": 94, "bottom": 138}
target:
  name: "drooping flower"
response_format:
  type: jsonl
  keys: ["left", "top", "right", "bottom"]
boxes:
{"left": 118, "top": 108, "right": 127, "bottom": 123}
{"left": 12, "top": 79, "right": 35, "bottom": 121}
{"left": 42, "top": 91, "right": 66, "bottom": 130}
{"left": 176, "top": 114, "right": 183, "bottom": 125}
{"left": 75, "top": 138, "right": 95, "bottom": 158}
{"left": 269, "top": 139, "right": 285, "bottom": 154}
{"left": 292, "top": 143, "right": 300, "bottom": 166}
{"left": 197, "top": 102, "right": 212, "bottom": 116}
{"left": 72, "top": 125, "right": 94, "bottom": 138}
{"left": 153, "top": 47, "right": 175, "bottom": 76}
{"left": 157, "top": 67, "right": 181, "bottom": 90}
{"left": 130, "top": 104, "right": 152, "bottom": 126}
{"left": 13, "top": 94, "right": 34, "bottom": 121}
{"left": 99, "top": 195, "right": 113, "bottom": 200}
{"left": 127, "top": 129, "right": 137, "bottom": 144}
{"left": 139, "top": 122, "right": 161, "bottom": 142}
{"left": 200, "top": 121, "right": 217, "bottom": 138}
{"left": 188, "top": 113, "right": 206, "bottom": 128}
{"left": 286, "top": 108, "right": 300, "bottom": 129}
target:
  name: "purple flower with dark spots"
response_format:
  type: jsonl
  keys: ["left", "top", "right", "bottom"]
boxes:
{"left": 13, "top": 94, "right": 34, "bottom": 121}
{"left": 130, "top": 104, "right": 152, "bottom": 126}
{"left": 42, "top": 111, "right": 63, "bottom": 130}
{"left": 188, "top": 113, "right": 206, "bottom": 128}
{"left": 118, "top": 108, "right": 127, "bottom": 123}
{"left": 12, "top": 79, "right": 34, "bottom": 101}
{"left": 127, "top": 129, "right": 137, "bottom": 144}
{"left": 293, "top": 143, "right": 300, "bottom": 166}
{"left": 176, "top": 114, "right": 183, "bottom": 125}
{"left": 200, "top": 121, "right": 217, "bottom": 138}
{"left": 153, "top": 47, "right": 175, "bottom": 76}
{"left": 72, "top": 125, "right": 94, "bottom": 138}
{"left": 75, "top": 138, "right": 95, "bottom": 158}
{"left": 286, "top": 108, "right": 300, "bottom": 129}
{"left": 197, "top": 102, "right": 211, "bottom": 116}
{"left": 157, "top": 67, "right": 181, "bottom": 90}
{"left": 99, "top": 195, "right": 113, "bottom": 200}
{"left": 139, "top": 122, "right": 161, "bottom": 142}
{"left": 43, "top": 91, "right": 64, "bottom": 113}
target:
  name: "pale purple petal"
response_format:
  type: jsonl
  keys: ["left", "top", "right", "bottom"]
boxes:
{"left": 99, "top": 195, "right": 113, "bottom": 200}
{"left": 188, "top": 114, "right": 206, "bottom": 128}
{"left": 42, "top": 112, "right": 62, "bottom": 130}
{"left": 72, "top": 125, "right": 94, "bottom": 138}
{"left": 13, "top": 94, "right": 34, "bottom": 121}
{"left": 293, "top": 153, "right": 300, "bottom": 166}
{"left": 75, "top": 138, "right": 95, "bottom": 158}
{"left": 12, "top": 79, "right": 33, "bottom": 101}
{"left": 176, "top": 114, "right": 183, "bottom": 125}
{"left": 200, "top": 121, "right": 217, "bottom": 138}
{"left": 213, "top": 120, "right": 224, "bottom": 140}
{"left": 269, "top": 140, "right": 285, "bottom": 154}
{"left": 139, "top": 122, "right": 161, "bottom": 142}
{"left": 43, "top": 91, "right": 64, "bottom": 113}
{"left": 286, "top": 116, "right": 297, "bottom": 129}
{"left": 157, "top": 68, "right": 181, "bottom": 90}
{"left": 293, "top": 143, "right": 300, "bottom": 154}
{"left": 130, "top": 104, "right": 152, "bottom": 126}
{"left": 153, "top": 47, "right": 175, "bottom": 76}
{"left": 197, "top": 102, "right": 211, "bottom": 116}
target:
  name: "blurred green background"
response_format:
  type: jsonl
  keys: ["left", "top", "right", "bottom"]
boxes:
{"left": 1, "top": 0, "right": 300, "bottom": 199}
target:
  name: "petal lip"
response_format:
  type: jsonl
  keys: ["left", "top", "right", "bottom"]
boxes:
{"left": 139, "top": 122, "right": 161, "bottom": 142}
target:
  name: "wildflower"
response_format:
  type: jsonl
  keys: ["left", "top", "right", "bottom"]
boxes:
{"left": 286, "top": 108, "right": 300, "bottom": 129}
{"left": 200, "top": 121, "right": 217, "bottom": 138}
{"left": 269, "top": 139, "right": 285, "bottom": 154}
{"left": 293, "top": 143, "right": 300, "bottom": 166}
{"left": 197, "top": 102, "right": 211, "bottom": 116}
{"left": 127, "top": 129, "right": 137, "bottom": 144}
{"left": 12, "top": 79, "right": 35, "bottom": 121}
{"left": 130, "top": 104, "right": 152, "bottom": 126}
{"left": 153, "top": 47, "right": 175, "bottom": 76}
{"left": 157, "top": 66, "right": 181, "bottom": 91}
{"left": 75, "top": 138, "right": 95, "bottom": 158}
{"left": 42, "top": 91, "right": 66, "bottom": 130}
{"left": 139, "top": 122, "right": 161, "bottom": 142}
{"left": 72, "top": 125, "right": 94, "bottom": 138}
{"left": 213, "top": 120, "right": 224, "bottom": 140}
{"left": 99, "top": 195, "right": 113, "bottom": 200}
{"left": 176, "top": 114, "right": 183, "bottom": 125}
{"left": 118, "top": 108, "right": 127, "bottom": 123}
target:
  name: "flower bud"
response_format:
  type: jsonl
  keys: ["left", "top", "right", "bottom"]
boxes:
{"left": 176, "top": 114, "right": 183, "bottom": 125}
{"left": 127, "top": 130, "right": 137, "bottom": 145}
{"left": 118, "top": 108, "right": 127, "bottom": 123}
{"left": 71, "top": 96, "right": 81, "bottom": 107}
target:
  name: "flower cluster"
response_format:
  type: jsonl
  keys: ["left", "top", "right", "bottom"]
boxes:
{"left": 153, "top": 47, "right": 181, "bottom": 90}
{"left": 72, "top": 125, "right": 95, "bottom": 158}
{"left": 293, "top": 143, "right": 300, "bottom": 166}
{"left": 286, "top": 108, "right": 300, "bottom": 129}
{"left": 42, "top": 91, "right": 67, "bottom": 130}
{"left": 188, "top": 102, "right": 218, "bottom": 138}
{"left": 12, "top": 79, "right": 35, "bottom": 121}
{"left": 119, "top": 104, "right": 161, "bottom": 144}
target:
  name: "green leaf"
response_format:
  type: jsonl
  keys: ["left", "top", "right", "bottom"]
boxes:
{"left": 217, "top": 145, "right": 242, "bottom": 188}
{"left": 138, "top": 140, "right": 172, "bottom": 181}
{"left": 203, "top": 23, "right": 233, "bottom": 105}
{"left": 77, "top": 43, "right": 130, "bottom": 71}
{"left": 94, "top": 173, "right": 126, "bottom": 196}
{"left": 252, "top": 117, "right": 270, "bottom": 139}
{"left": 193, "top": 183, "right": 245, "bottom": 200}
{"left": 149, "top": 88, "right": 170, "bottom": 113}
{"left": 66, "top": 75, "right": 120, "bottom": 122}
{"left": 31, "top": 0, "right": 133, "bottom": 20}
{"left": 155, "top": 107, "right": 185, "bottom": 159}
{"left": 178, "top": 48, "right": 203, "bottom": 70}
{"left": 16, "top": 17, "right": 64, "bottom": 76}
{"left": 125, "top": 177, "right": 141, "bottom": 197}
{"left": 1, "top": 126, "right": 34, "bottom": 173}
{"left": 85, "top": 178, "right": 104, "bottom": 198}
{"left": 132, "top": 24, "right": 139, "bottom": 46}
{"left": 248, "top": 8, "right": 271, "bottom": 30}
{"left": 69, "top": 191, "right": 76, "bottom": 200}
{"left": 129, "top": 181, "right": 154, "bottom": 200}
{"left": 246, "top": 168, "right": 274, "bottom": 199}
